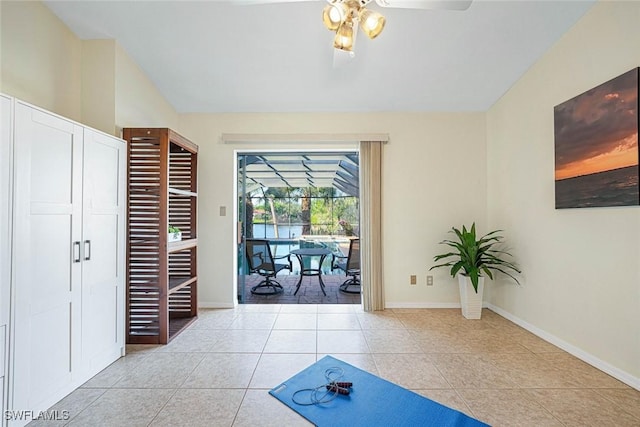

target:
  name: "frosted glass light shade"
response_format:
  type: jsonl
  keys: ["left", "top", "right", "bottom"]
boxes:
{"left": 359, "top": 9, "right": 385, "bottom": 39}
{"left": 333, "top": 19, "right": 355, "bottom": 51}
{"left": 323, "top": 4, "right": 347, "bottom": 31}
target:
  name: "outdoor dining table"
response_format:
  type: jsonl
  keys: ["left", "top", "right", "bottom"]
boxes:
{"left": 290, "top": 248, "right": 332, "bottom": 296}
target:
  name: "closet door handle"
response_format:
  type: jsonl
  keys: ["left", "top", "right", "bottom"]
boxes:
{"left": 84, "top": 240, "right": 91, "bottom": 261}
{"left": 73, "top": 241, "right": 81, "bottom": 263}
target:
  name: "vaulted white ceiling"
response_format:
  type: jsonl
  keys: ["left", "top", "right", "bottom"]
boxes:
{"left": 44, "top": 0, "right": 595, "bottom": 113}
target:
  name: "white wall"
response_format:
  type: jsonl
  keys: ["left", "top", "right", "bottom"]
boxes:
{"left": 115, "top": 44, "right": 179, "bottom": 133}
{"left": 81, "top": 40, "right": 116, "bottom": 135}
{"left": 178, "top": 112, "right": 487, "bottom": 307}
{"left": 486, "top": 0, "right": 640, "bottom": 385}
{"left": 0, "top": 2, "right": 178, "bottom": 136}
{"left": 0, "top": 1, "right": 82, "bottom": 121}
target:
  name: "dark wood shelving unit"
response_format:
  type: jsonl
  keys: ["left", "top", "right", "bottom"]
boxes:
{"left": 169, "top": 276, "right": 198, "bottom": 294}
{"left": 168, "top": 238, "right": 198, "bottom": 253}
{"left": 124, "top": 128, "right": 198, "bottom": 344}
{"left": 168, "top": 187, "right": 197, "bottom": 197}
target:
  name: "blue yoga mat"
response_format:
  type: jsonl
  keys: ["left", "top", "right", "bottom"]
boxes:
{"left": 269, "top": 355, "right": 488, "bottom": 427}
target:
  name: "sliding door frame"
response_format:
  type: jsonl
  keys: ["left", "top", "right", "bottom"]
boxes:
{"left": 226, "top": 133, "right": 388, "bottom": 310}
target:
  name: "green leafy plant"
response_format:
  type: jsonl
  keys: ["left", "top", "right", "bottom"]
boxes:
{"left": 429, "top": 223, "right": 521, "bottom": 293}
{"left": 168, "top": 225, "right": 181, "bottom": 234}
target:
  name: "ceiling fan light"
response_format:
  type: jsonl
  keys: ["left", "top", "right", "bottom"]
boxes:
{"left": 322, "top": 4, "right": 346, "bottom": 31}
{"left": 359, "top": 8, "right": 385, "bottom": 39}
{"left": 333, "top": 19, "right": 355, "bottom": 51}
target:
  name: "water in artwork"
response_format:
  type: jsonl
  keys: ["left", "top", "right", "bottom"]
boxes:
{"left": 555, "top": 165, "right": 639, "bottom": 208}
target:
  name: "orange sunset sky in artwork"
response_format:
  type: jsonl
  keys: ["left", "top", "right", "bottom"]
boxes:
{"left": 554, "top": 69, "right": 638, "bottom": 181}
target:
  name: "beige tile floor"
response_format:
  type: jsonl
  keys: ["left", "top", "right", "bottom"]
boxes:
{"left": 29, "top": 306, "right": 640, "bottom": 427}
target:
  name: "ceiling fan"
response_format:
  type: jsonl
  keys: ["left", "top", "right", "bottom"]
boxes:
{"left": 240, "top": 0, "right": 473, "bottom": 57}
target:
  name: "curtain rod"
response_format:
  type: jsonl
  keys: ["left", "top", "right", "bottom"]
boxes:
{"left": 221, "top": 133, "right": 389, "bottom": 144}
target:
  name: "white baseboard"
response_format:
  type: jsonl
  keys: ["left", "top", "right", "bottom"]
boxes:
{"left": 384, "top": 302, "right": 462, "bottom": 309}
{"left": 198, "top": 301, "right": 236, "bottom": 309}
{"left": 487, "top": 303, "right": 640, "bottom": 391}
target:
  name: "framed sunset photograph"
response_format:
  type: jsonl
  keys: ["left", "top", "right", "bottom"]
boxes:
{"left": 554, "top": 68, "right": 639, "bottom": 209}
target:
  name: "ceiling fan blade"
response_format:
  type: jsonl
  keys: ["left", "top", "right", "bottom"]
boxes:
{"left": 374, "top": 0, "right": 472, "bottom": 10}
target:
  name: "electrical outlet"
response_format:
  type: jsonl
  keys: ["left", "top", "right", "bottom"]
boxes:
{"left": 219, "top": 206, "right": 227, "bottom": 216}
{"left": 410, "top": 275, "right": 417, "bottom": 285}
{"left": 427, "top": 275, "right": 434, "bottom": 286}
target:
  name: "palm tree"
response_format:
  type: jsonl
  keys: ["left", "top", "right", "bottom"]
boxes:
{"left": 299, "top": 187, "right": 335, "bottom": 236}
{"left": 244, "top": 197, "right": 253, "bottom": 238}
{"left": 301, "top": 188, "right": 312, "bottom": 235}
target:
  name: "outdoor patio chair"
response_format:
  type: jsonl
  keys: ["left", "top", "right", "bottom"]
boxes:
{"left": 245, "top": 238, "right": 292, "bottom": 295}
{"left": 332, "top": 238, "right": 361, "bottom": 294}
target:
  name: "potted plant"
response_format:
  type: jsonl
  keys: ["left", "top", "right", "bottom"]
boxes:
{"left": 429, "top": 223, "right": 521, "bottom": 319}
{"left": 168, "top": 225, "right": 182, "bottom": 243}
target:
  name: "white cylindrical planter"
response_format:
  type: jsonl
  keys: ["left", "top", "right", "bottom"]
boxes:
{"left": 458, "top": 274, "right": 485, "bottom": 319}
{"left": 168, "top": 231, "right": 182, "bottom": 243}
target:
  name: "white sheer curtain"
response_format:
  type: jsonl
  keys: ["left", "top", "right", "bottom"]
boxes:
{"left": 359, "top": 141, "right": 384, "bottom": 311}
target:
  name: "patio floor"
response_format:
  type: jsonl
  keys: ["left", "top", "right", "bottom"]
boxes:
{"left": 240, "top": 273, "right": 361, "bottom": 304}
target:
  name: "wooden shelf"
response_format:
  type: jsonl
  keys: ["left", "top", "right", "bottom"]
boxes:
{"left": 168, "top": 276, "right": 197, "bottom": 295}
{"left": 168, "top": 316, "right": 198, "bottom": 341}
{"left": 125, "top": 128, "right": 198, "bottom": 345}
{"left": 168, "top": 187, "right": 197, "bottom": 197}
{"left": 168, "top": 238, "right": 197, "bottom": 253}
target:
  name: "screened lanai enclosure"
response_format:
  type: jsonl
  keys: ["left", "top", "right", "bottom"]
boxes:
{"left": 237, "top": 152, "right": 360, "bottom": 304}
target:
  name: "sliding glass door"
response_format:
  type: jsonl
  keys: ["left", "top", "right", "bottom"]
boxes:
{"left": 236, "top": 151, "right": 360, "bottom": 304}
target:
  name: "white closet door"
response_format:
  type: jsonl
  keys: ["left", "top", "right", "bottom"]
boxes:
{"left": 1, "top": 95, "right": 11, "bottom": 331}
{"left": 80, "top": 129, "right": 125, "bottom": 378}
{"left": 12, "top": 103, "right": 83, "bottom": 413}
{"left": 1, "top": 94, "right": 12, "bottom": 422}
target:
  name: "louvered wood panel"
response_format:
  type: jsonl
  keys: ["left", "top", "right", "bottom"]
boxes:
{"left": 125, "top": 131, "right": 165, "bottom": 343}
{"left": 169, "top": 250, "right": 193, "bottom": 279}
{"left": 169, "top": 195, "right": 194, "bottom": 239}
{"left": 169, "top": 285, "right": 194, "bottom": 316}
{"left": 169, "top": 147, "right": 196, "bottom": 241}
